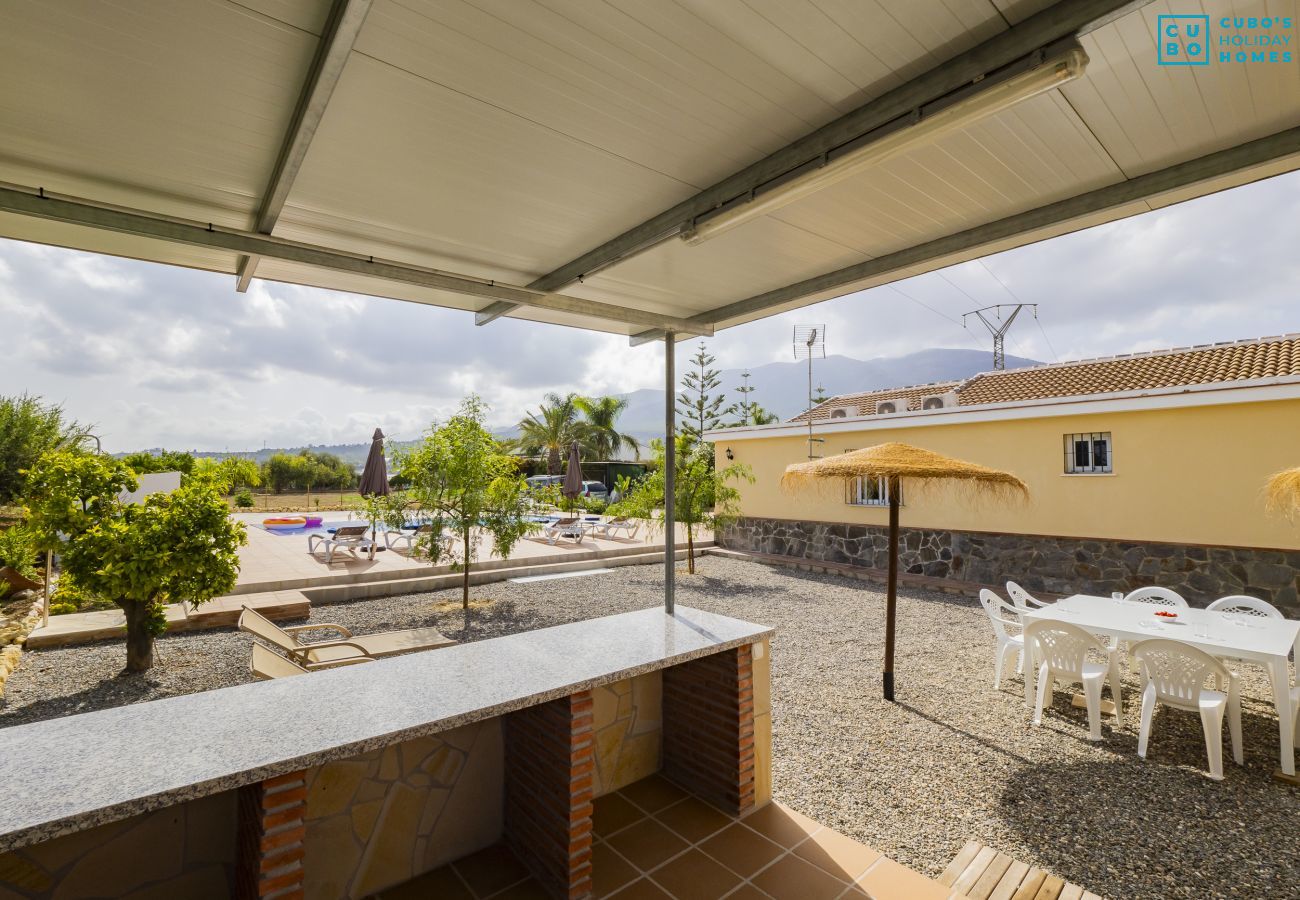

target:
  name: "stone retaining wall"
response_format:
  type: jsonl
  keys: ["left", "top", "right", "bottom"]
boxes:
{"left": 0, "top": 592, "right": 43, "bottom": 696}
{"left": 719, "top": 517, "right": 1300, "bottom": 615}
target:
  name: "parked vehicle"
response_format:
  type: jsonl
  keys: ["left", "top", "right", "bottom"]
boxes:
{"left": 580, "top": 481, "right": 608, "bottom": 500}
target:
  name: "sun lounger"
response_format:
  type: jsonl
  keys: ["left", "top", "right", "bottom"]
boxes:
{"left": 249, "top": 642, "right": 376, "bottom": 679}
{"left": 239, "top": 606, "right": 456, "bottom": 668}
{"left": 307, "top": 524, "right": 375, "bottom": 563}
{"left": 595, "top": 516, "right": 639, "bottom": 540}
{"left": 385, "top": 522, "right": 453, "bottom": 556}
{"left": 541, "top": 517, "right": 587, "bottom": 545}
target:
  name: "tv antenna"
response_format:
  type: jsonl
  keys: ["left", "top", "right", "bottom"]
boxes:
{"left": 962, "top": 304, "right": 1037, "bottom": 370}
{"left": 793, "top": 325, "right": 826, "bottom": 459}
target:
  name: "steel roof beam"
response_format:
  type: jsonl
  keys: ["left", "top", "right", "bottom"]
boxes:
{"left": 0, "top": 186, "right": 712, "bottom": 336}
{"left": 475, "top": 0, "right": 1152, "bottom": 328}
{"left": 628, "top": 125, "right": 1300, "bottom": 346}
{"left": 236, "top": 0, "right": 373, "bottom": 292}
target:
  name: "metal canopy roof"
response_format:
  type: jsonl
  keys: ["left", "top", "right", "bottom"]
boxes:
{"left": 1, "top": 0, "right": 1298, "bottom": 341}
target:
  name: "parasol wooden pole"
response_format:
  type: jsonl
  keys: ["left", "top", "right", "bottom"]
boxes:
{"left": 883, "top": 476, "right": 899, "bottom": 702}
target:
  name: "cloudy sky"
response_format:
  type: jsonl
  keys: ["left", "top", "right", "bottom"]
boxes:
{"left": 3, "top": 170, "right": 1299, "bottom": 453}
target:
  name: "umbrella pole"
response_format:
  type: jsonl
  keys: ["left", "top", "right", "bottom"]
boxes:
{"left": 883, "top": 477, "right": 899, "bottom": 702}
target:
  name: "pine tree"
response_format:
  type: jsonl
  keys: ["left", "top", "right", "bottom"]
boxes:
{"left": 735, "top": 371, "right": 756, "bottom": 425}
{"left": 676, "top": 342, "right": 733, "bottom": 444}
{"left": 812, "top": 383, "right": 831, "bottom": 405}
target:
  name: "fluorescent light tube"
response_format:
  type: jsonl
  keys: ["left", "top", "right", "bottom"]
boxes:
{"left": 681, "top": 45, "right": 1089, "bottom": 246}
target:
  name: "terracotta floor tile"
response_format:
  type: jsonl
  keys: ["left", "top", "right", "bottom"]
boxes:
{"left": 791, "top": 827, "right": 882, "bottom": 882}
{"left": 486, "top": 878, "right": 550, "bottom": 900}
{"left": 619, "top": 775, "right": 690, "bottom": 814}
{"left": 594, "top": 840, "right": 641, "bottom": 898}
{"left": 607, "top": 819, "right": 690, "bottom": 872}
{"left": 654, "top": 796, "right": 733, "bottom": 844}
{"left": 453, "top": 843, "right": 530, "bottom": 898}
{"left": 854, "top": 857, "right": 951, "bottom": 900}
{"left": 699, "top": 824, "right": 784, "bottom": 878}
{"left": 648, "top": 849, "right": 744, "bottom": 900}
{"left": 738, "top": 803, "right": 821, "bottom": 849}
{"left": 750, "top": 853, "right": 848, "bottom": 900}
{"left": 608, "top": 877, "right": 674, "bottom": 899}
{"left": 596, "top": 792, "right": 649, "bottom": 837}
{"left": 378, "top": 864, "right": 472, "bottom": 900}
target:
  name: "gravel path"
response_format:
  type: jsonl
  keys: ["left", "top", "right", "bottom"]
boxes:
{"left": 2, "top": 556, "right": 1297, "bottom": 898}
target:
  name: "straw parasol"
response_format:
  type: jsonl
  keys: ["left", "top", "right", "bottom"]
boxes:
{"left": 782, "top": 442, "right": 1028, "bottom": 702}
{"left": 1265, "top": 467, "right": 1300, "bottom": 520}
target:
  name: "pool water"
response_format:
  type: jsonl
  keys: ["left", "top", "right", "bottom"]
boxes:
{"left": 256, "top": 519, "right": 368, "bottom": 537}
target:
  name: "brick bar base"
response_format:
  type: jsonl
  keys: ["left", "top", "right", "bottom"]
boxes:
{"left": 662, "top": 645, "right": 756, "bottom": 816}
{"left": 504, "top": 692, "right": 595, "bottom": 899}
{"left": 236, "top": 770, "right": 307, "bottom": 900}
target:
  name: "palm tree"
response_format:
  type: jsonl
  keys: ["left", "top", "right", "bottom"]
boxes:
{"left": 748, "top": 403, "right": 780, "bottom": 425}
{"left": 575, "top": 396, "right": 640, "bottom": 460}
{"left": 515, "top": 392, "right": 591, "bottom": 474}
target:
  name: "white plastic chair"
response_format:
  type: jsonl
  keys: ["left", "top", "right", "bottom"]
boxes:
{"left": 1205, "top": 595, "right": 1286, "bottom": 687}
{"left": 1123, "top": 586, "right": 1187, "bottom": 608}
{"left": 1006, "top": 581, "right": 1051, "bottom": 610}
{"left": 1023, "top": 620, "right": 1124, "bottom": 741}
{"left": 978, "top": 590, "right": 1024, "bottom": 690}
{"left": 1206, "top": 595, "right": 1284, "bottom": 619}
{"left": 1130, "top": 639, "right": 1242, "bottom": 780}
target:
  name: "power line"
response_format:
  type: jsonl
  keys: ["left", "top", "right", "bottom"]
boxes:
{"left": 961, "top": 304, "right": 1036, "bottom": 370}
{"left": 976, "top": 259, "right": 1061, "bottom": 363}
{"left": 883, "top": 283, "right": 984, "bottom": 349}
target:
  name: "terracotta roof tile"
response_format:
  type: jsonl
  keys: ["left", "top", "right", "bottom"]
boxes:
{"left": 791, "top": 334, "right": 1300, "bottom": 423}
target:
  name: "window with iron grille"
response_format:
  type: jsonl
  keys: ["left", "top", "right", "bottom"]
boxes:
{"left": 846, "top": 473, "right": 902, "bottom": 506}
{"left": 1064, "top": 432, "right": 1112, "bottom": 474}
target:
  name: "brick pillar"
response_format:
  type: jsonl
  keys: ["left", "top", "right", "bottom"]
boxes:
{"left": 236, "top": 770, "right": 307, "bottom": 900}
{"left": 661, "top": 645, "right": 756, "bottom": 816}
{"left": 503, "top": 691, "right": 595, "bottom": 899}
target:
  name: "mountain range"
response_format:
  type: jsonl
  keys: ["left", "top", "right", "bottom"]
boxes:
{"left": 166, "top": 347, "right": 1038, "bottom": 462}
{"left": 611, "top": 347, "right": 1039, "bottom": 439}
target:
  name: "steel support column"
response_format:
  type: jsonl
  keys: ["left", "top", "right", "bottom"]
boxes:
{"left": 663, "top": 332, "right": 676, "bottom": 615}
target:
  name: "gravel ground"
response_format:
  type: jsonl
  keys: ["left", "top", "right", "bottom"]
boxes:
{"left": 3, "top": 556, "right": 1297, "bottom": 898}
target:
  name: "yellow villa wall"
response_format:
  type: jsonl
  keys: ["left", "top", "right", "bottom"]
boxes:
{"left": 714, "top": 398, "right": 1300, "bottom": 551}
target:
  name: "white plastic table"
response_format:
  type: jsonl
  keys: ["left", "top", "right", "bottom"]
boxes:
{"left": 1023, "top": 595, "right": 1300, "bottom": 776}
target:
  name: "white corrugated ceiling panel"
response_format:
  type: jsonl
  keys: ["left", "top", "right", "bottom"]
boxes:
{"left": 0, "top": 0, "right": 321, "bottom": 231}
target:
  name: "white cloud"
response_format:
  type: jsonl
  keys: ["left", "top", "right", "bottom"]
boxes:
{"left": 2, "top": 170, "right": 1299, "bottom": 451}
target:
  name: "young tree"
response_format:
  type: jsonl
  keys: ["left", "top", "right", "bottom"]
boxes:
{"left": 121, "top": 449, "right": 196, "bottom": 475}
{"left": 0, "top": 393, "right": 91, "bottom": 504}
{"left": 574, "top": 395, "right": 640, "bottom": 460}
{"left": 193, "top": 456, "right": 262, "bottom": 492}
{"left": 812, "top": 383, "right": 831, "bottom": 405}
{"left": 24, "top": 451, "right": 245, "bottom": 673}
{"left": 356, "top": 490, "right": 410, "bottom": 561}
{"left": 399, "top": 396, "right": 538, "bottom": 609}
{"left": 613, "top": 436, "right": 752, "bottom": 574}
{"left": 676, "top": 343, "right": 733, "bottom": 444}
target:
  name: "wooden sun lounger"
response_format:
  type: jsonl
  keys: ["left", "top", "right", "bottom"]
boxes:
{"left": 239, "top": 606, "right": 456, "bottom": 669}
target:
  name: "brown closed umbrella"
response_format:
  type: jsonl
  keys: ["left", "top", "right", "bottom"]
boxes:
{"left": 562, "top": 441, "right": 583, "bottom": 514}
{"left": 358, "top": 428, "right": 390, "bottom": 497}
{"left": 782, "top": 442, "right": 1027, "bottom": 702}
{"left": 358, "top": 428, "right": 390, "bottom": 559}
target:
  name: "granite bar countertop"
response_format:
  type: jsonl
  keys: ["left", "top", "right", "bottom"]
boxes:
{"left": 0, "top": 606, "right": 772, "bottom": 853}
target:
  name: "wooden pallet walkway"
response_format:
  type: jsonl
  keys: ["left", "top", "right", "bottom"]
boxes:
{"left": 939, "top": 840, "right": 1103, "bottom": 900}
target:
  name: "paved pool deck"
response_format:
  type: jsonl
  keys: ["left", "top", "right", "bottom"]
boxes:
{"left": 25, "top": 515, "right": 712, "bottom": 649}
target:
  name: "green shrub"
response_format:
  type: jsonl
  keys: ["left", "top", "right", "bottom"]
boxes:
{"left": 50, "top": 573, "right": 115, "bottom": 614}
{"left": 0, "top": 523, "right": 38, "bottom": 578}
{"left": 233, "top": 489, "right": 254, "bottom": 508}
